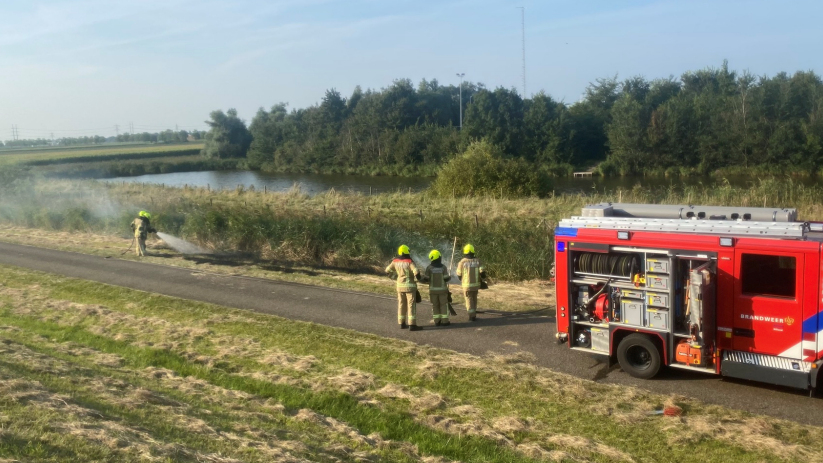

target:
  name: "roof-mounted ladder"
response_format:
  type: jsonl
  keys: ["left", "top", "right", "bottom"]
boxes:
{"left": 559, "top": 216, "right": 810, "bottom": 238}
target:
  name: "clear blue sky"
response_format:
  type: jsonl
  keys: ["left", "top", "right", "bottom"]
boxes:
{"left": 1, "top": 0, "right": 821, "bottom": 139}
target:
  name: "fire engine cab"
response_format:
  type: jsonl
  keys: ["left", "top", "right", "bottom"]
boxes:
{"left": 554, "top": 202, "right": 823, "bottom": 391}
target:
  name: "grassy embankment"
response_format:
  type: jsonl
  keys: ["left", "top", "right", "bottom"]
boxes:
{"left": 0, "top": 143, "right": 243, "bottom": 178}
{"left": 257, "top": 161, "right": 444, "bottom": 178}
{"left": 0, "top": 263, "right": 819, "bottom": 463}
{"left": 596, "top": 163, "right": 823, "bottom": 179}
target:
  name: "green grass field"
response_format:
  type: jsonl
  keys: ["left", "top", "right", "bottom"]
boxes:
{"left": 0, "top": 264, "right": 819, "bottom": 462}
{"left": 0, "top": 143, "right": 204, "bottom": 166}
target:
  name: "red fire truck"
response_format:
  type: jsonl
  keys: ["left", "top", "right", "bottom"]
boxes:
{"left": 554, "top": 203, "right": 823, "bottom": 391}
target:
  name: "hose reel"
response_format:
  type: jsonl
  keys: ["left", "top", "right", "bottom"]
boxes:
{"left": 574, "top": 252, "right": 639, "bottom": 277}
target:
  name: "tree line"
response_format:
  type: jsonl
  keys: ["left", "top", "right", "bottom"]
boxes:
{"left": 115, "top": 130, "right": 205, "bottom": 144}
{"left": 189, "top": 62, "right": 823, "bottom": 176}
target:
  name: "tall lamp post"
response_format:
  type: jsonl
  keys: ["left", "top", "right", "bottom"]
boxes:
{"left": 456, "top": 73, "right": 465, "bottom": 129}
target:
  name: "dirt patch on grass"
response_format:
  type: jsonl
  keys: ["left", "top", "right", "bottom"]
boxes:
{"left": 665, "top": 414, "right": 823, "bottom": 463}
{"left": 326, "top": 367, "right": 376, "bottom": 395}
{"left": 260, "top": 351, "right": 317, "bottom": 372}
{"left": 4, "top": 267, "right": 823, "bottom": 463}
{"left": 0, "top": 338, "right": 430, "bottom": 462}
{"left": 0, "top": 374, "right": 252, "bottom": 463}
{"left": 292, "top": 407, "right": 455, "bottom": 462}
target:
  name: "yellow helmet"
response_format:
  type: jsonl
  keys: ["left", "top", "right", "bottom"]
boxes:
{"left": 397, "top": 244, "right": 410, "bottom": 256}
{"left": 139, "top": 210, "right": 152, "bottom": 220}
{"left": 429, "top": 249, "right": 441, "bottom": 261}
{"left": 463, "top": 244, "right": 475, "bottom": 254}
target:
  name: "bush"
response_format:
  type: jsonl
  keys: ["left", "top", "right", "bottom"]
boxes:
{"left": 542, "top": 163, "right": 575, "bottom": 177}
{"left": 431, "top": 140, "right": 552, "bottom": 198}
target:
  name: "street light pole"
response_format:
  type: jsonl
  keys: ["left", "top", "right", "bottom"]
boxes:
{"left": 456, "top": 73, "right": 465, "bottom": 129}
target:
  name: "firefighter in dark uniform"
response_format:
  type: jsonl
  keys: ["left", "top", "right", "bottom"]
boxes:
{"left": 424, "top": 249, "right": 451, "bottom": 326}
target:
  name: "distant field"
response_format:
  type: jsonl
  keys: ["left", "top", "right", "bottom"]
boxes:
{"left": 0, "top": 142, "right": 152, "bottom": 154}
{"left": 0, "top": 143, "right": 204, "bottom": 166}
{"left": 0, "top": 264, "right": 819, "bottom": 463}
{"left": 32, "top": 154, "right": 239, "bottom": 179}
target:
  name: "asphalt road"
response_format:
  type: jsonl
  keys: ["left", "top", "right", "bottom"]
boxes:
{"left": 0, "top": 241, "right": 821, "bottom": 426}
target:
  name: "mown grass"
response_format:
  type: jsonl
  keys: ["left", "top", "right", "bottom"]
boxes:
{"left": 0, "top": 143, "right": 204, "bottom": 166}
{"left": 0, "top": 264, "right": 820, "bottom": 462}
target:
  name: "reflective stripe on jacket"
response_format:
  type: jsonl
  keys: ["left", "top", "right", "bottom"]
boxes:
{"left": 425, "top": 264, "right": 450, "bottom": 294}
{"left": 132, "top": 218, "right": 146, "bottom": 238}
{"left": 456, "top": 258, "right": 483, "bottom": 290}
{"left": 385, "top": 258, "right": 419, "bottom": 292}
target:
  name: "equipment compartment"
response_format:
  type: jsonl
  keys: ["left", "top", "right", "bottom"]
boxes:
{"left": 621, "top": 289, "right": 644, "bottom": 299}
{"left": 646, "top": 291, "right": 669, "bottom": 308}
{"left": 646, "top": 259, "right": 670, "bottom": 274}
{"left": 621, "top": 299, "right": 644, "bottom": 326}
{"left": 646, "top": 274, "right": 670, "bottom": 290}
{"left": 591, "top": 327, "right": 610, "bottom": 352}
{"left": 646, "top": 308, "right": 669, "bottom": 330}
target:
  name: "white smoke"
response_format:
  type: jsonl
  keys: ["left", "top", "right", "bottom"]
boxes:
{"left": 157, "top": 232, "right": 210, "bottom": 254}
{"left": 410, "top": 239, "right": 460, "bottom": 275}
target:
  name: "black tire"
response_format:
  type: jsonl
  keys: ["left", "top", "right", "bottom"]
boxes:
{"left": 617, "top": 334, "right": 661, "bottom": 379}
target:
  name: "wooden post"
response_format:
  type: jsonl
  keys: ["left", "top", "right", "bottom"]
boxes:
{"left": 618, "top": 190, "right": 622, "bottom": 203}
{"left": 367, "top": 207, "right": 371, "bottom": 218}
{"left": 369, "top": 186, "right": 372, "bottom": 196}
{"left": 264, "top": 185, "right": 267, "bottom": 193}
{"left": 210, "top": 198, "right": 213, "bottom": 206}
{"left": 323, "top": 205, "right": 326, "bottom": 217}
{"left": 474, "top": 214, "right": 479, "bottom": 228}
{"left": 419, "top": 209, "right": 423, "bottom": 222}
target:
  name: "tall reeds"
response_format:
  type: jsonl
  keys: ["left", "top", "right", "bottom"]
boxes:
{"left": 2, "top": 178, "right": 822, "bottom": 281}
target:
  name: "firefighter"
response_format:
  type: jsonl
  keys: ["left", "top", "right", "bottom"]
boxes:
{"left": 424, "top": 249, "right": 451, "bottom": 326}
{"left": 130, "top": 210, "right": 157, "bottom": 257}
{"left": 456, "top": 243, "right": 485, "bottom": 321}
{"left": 385, "top": 245, "right": 422, "bottom": 331}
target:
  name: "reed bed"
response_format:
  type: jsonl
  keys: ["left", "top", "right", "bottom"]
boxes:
{"left": 2, "top": 177, "right": 821, "bottom": 281}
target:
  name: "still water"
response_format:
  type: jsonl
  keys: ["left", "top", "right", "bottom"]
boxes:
{"left": 108, "top": 171, "right": 432, "bottom": 195}
{"left": 107, "top": 170, "right": 790, "bottom": 195}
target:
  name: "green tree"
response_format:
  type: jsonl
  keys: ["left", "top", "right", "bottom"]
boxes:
{"left": 202, "top": 108, "right": 252, "bottom": 159}
{"left": 463, "top": 87, "right": 525, "bottom": 157}
{"left": 431, "top": 140, "right": 551, "bottom": 198}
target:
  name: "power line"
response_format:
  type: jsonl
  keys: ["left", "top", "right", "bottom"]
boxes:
{"left": 7, "top": 124, "right": 207, "bottom": 140}
{"left": 14, "top": 126, "right": 115, "bottom": 132}
{"left": 133, "top": 124, "right": 205, "bottom": 129}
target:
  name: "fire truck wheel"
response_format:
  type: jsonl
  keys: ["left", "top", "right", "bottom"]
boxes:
{"left": 617, "top": 334, "right": 661, "bottom": 379}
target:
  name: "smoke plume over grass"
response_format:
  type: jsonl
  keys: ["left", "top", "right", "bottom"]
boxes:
{"left": 156, "top": 232, "right": 210, "bottom": 254}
